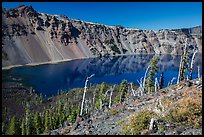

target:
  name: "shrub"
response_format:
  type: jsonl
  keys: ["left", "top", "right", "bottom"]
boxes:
{"left": 120, "top": 110, "right": 157, "bottom": 135}
{"left": 116, "top": 119, "right": 125, "bottom": 126}
{"left": 109, "top": 108, "right": 118, "bottom": 116}
{"left": 165, "top": 97, "right": 202, "bottom": 128}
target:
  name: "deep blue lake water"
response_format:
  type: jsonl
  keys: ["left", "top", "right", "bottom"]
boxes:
{"left": 2, "top": 54, "right": 202, "bottom": 97}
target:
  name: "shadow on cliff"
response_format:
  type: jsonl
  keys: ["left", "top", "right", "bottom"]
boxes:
{"left": 70, "top": 26, "right": 81, "bottom": 44}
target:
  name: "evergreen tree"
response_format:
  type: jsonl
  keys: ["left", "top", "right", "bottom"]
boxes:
{"left": 76, "top": 105, "right": 80, "bottom": 116}
{"left": 95, "top": 82, "right": 106, "bottom": 110}
{"left": 34, "top": 112, "right": 42, "bottom": 135}
{"left": 9, "top": 115, "right": 17, "bottom": 135}
{"left": 2, "top": 122, "right": 6, "bottom": 135}
{"left": 116, "top": 80, "right": 128, "bottom": 103}
{"left": 44, "top": 109, "right": 52, "bottom": 132}
{"left": 25, "top": 104, "right": 32, "bottom": 135}
{"left": 177, "top": 40, "right": 190, "bottom": 83}
{"left": 159, "top": 72, "right": 164, "bottom": 89}
{"left": 57, "top": 100, "right": 64, "bottom": 125}
{"left": 21, "top": 118, "right": 26, "bottom": 135}
{"left": 146, "top": 57, "right": 158, "bottom": 92}
{"left": 44, "top": 109, "right": 51, "bottom": 132}
{"left": 49, "top": 110, "right": 54, "bottom": 130}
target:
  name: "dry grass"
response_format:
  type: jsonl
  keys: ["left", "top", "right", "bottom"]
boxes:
{"left": 120, "top": 110, "right": 157, "bottom": 135}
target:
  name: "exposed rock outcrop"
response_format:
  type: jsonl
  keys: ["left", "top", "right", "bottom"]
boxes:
{"left": 2, "top": 5, "right": 202, "bottom": 67}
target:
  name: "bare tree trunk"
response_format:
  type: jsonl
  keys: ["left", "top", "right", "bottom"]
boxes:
{"left": 170, "top": 77, "right": 176, "bottom": 86}
{"left": 109, "top": 85, "right": 115, "bottom": 108}
{"left": 100, "top": 90, "right": 109, "bottom": 109}
{"left": 189, "top": 50, "right": 197, "bottom": 80}
{"left": 154, "top": 78, "right": 159, "bottom": 92}
{"left": 149, "top": 118, "right": 156, "bottom": 131}
{"left": 137, "top": 78, "right": 144, "bottom": 96}
{"left": 198, "top": 65, "right": 200, "bottom": 78}
{"left": 177, "top": 39, "right": 189, "bottom": 84}
{"left": 92, "top": 89, "right": 96, "bottom": 113}
{"left": 130, "top": 83, "right": 136, "bottom": 96}
{"left": 80, "top": 74, "right": 95, "bottom": 116}
{"left": 99, "top": 99, "right": 102, "bottom": 110}
{"left": 177, "top": 55, "right": 183, "bottom": 84}
{"left": 85, "top": 99, "right": 88, "bottom": 114}
{"left": 143, "top": 65, "right": 151, "bottom": 90}
{"left": 154, "top": 98, "right": 165, "bottom": 117}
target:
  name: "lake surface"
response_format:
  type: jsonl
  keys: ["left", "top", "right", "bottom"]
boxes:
{"left": 2, "top": 54, "right": 202, "bottom": 97}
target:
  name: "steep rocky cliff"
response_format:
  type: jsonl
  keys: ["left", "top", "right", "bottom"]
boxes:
{"left": 2, "top": 5, "right": 202, "bottom": 67}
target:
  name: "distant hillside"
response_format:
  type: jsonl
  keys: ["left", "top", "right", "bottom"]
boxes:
{"left": 2, "top": 5, "right": 202, "bottom": 67}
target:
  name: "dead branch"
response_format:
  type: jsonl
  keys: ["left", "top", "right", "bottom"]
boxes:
{"left": 80, "top": 74, "right": 95, "bottom": 116}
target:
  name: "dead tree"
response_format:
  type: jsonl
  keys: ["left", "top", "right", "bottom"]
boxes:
{"left": 168, "top": 77, "right": 176, "bottom": 86}
{"left": 177, "top": 39, "right": 189, "bottom": 83}
{"left": 198, "top": 65, "right": 200, "bottom": 78}
{"left": 135, "top": 65, "right": 150, "bottom": 97}
{"left": 189, "top": 50, "right": 198, "bottom": 80}
{"left": 159, "top": 72, "right": 164, "bottom": 89}
{"left": 99, "top": 99, "right": 103, "bottom": 110}
{"left": 153, "top": 98, "right": 165, "bottom": 117}
{"left": 177, "top": 55, "right": 183, "bottom": 84}
{"left": 154, "top": 78, "right": 159, "bottom": 92}
{"left": 143, "top": 64, "right": 151, "bottom": 91}
{"left": 149, "top": 118, "right": 157, "bottom": 131}
{"left": 100, "top": 89, "right": 110, "bottom": 109}
{"left": 109, "top": 85, "right": 115, "bottom": 108}
{"left": 130, "top": 83, "right": 136, "bottom": 96}
{"left": 170, "top": 77, "right": 176, "bottom": 86}
{"left": 80, "top": 74, "right": 95, "bottom": 116}
{"left": 137, "top": 77, "right": 144, "bottom": 96}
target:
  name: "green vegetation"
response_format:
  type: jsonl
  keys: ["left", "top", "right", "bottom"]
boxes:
{"left": 9, "top": 115, "right": 20, "bottom": 135}
{"left": 109, "top": 108, "right": 119, "bottom": 116}
{"left": 165, "top": 96, "right": 202, "bottom": 128}
{"left": 95, "top": 82, "right": 106, "bottom": 110}
{"left": 116, "top": 119, "right": 125, "bottom": 126}
{"left": 159, "top": 72, "right": 164, "bottom": 89}
{"left": 5, "top": 95, "right": 81, "bottom": 135}
{"left": 121, "top": 110, "right": 157, "bottom": 135}
{"left": 116, "top": 80, "right": 128, "bottom": 103}
{"left": 178, "top": 43, "right": 190, "bottom": 82}
{"left": 146, "top": 57, "right": 159, "bottom": 92}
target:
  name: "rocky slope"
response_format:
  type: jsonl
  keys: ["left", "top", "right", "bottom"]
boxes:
{"left": 47, "top": 78, "right": 202, "bottom": 135}
{"left": 2, "top": 5, "right": 202, "bottom": 67}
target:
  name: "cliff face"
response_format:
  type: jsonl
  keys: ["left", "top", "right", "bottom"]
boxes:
{"left": 2, "top": 5, "right": 202, "bottom": 67}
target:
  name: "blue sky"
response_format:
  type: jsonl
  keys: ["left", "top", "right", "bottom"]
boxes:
{"left": 2, "top": 2, "right": 202, "bottom": 30}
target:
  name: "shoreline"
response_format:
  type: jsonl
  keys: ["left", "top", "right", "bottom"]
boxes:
{"left": 2, "top": 53, "right": 152, "bottom": 70}
{"left": 2, "top": 52, "right": 201, "bottom": 70}
{"left": 2, "top": 57, "right": 89, "bottom": 70}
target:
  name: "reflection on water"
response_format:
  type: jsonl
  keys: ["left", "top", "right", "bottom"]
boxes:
{"left": 2, "top": 54, "right": 202, "bottom": 97}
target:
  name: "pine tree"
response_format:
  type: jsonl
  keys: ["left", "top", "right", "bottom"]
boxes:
{"left": 177, "top": 40, "right": 190, "bottom": 83}
{"left": 44, "top": 109, "right": 50, "bottom": 133}
{"left": 146, "top": 57, "right": 158, "bottom": 92}
{"left": 25, "top": 104, "right": 32, "bottom": 135}
{"left": 21, "top": 118, "right": 26, "bottom": 135}
{"left": 76, "top": 105, "right": 80, "bottom": 116}
{"left": 34, "top": 112, "right": 42, "bottom": 135}
{"left": 159, "top": 72, "right": 164, "bottom": 89}
{"left": 2, "top": 122, "right": 6, "bottom": 135}
{"left": 9, "top": 115, "right": 17, "bottom": 135}
{"left": 48, "top": 110, "right": 54, "bottom": 130}
{"left": 117, "top": 80, "right": 128, "bottom": 103}
{"left": 95, "top": 82, "right": 106, "bottom": 110}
